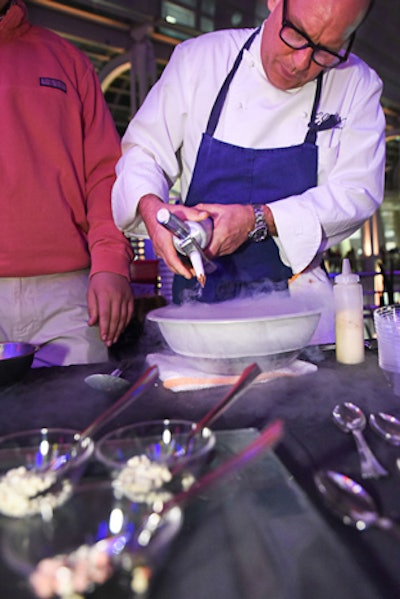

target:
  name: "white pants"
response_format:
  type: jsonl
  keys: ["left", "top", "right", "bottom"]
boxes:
{"left": 0, "top": 271, "right": 108, "bottom": 366}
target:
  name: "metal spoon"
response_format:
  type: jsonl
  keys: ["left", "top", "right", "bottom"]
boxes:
{"left": 166, "top": 362, "right": 262, "bottom": 476}
{"left": 84, "top": 362, "right": 132, "bottom": 393}
{"left": 369, "top": 412, "right": 400, "bottom": 446}
{"left": 185, "top": 362, "right": 261, "bottom": 444}
{"left": 314, "top": 469, "right": 400, "bottom": 540}
{"left": 332, "top": 402, "right": 388, "bottom": 479}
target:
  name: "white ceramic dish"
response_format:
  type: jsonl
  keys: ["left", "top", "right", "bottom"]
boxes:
{"left": 147, "top": 296, "right": 321, "bottom": 374}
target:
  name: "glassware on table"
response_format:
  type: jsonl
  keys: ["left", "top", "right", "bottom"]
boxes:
{"left": 0, "top": 428, "right": 94, "bottom": 519}
{"left": 374, "top": 305, "right": 400, "bottom": 396}
{"left": 1, "top": 481, "right": 183, "bottom": 598}
{"left": 95, "top": 419, "right": 216, "bottom": 502}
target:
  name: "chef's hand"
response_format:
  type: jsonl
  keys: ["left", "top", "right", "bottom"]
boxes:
{"left": 138, "top": 194, "right": 211, "bottom": 279}
{"left": 87, "top": 272, "right": 134, "bottom": 347}
{"left": 196, "top": 202, "right": 277, "bottom": 256}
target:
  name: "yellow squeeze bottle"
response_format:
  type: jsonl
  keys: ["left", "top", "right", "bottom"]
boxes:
{"left": 334, "top": 258, "right": 365, "bottom": 365}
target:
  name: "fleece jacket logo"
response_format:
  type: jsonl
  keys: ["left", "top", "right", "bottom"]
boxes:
{"left": 39, "top": 77, "right": 67, "bottom": 93}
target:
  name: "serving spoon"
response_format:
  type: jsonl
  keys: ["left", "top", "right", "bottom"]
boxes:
{"left": 314, "top": 469, "right": 400, "bottom": 540}
{"left": 369, "top": 412, "right": 400, "bottom": 446}
{"left": 332, "top": 402, "right": 388, "bottom": 479}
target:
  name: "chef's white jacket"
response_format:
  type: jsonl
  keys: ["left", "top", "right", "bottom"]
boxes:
{"left": 112, "top": 24, "right": 386, "bottom": 280}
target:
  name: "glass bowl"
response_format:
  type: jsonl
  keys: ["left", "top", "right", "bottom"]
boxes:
{"left": 0, "top": 428, "right": 94, "bottom": 518}
{"left": 95, "top": 419, "right": 216, "bottom": 501}
{"left": 1, "top": 481, "right": 183, "bottom": 598}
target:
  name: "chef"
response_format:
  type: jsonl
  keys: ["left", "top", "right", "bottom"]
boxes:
{"left": 112, "top": 0, "right": 385, "bottom": 341}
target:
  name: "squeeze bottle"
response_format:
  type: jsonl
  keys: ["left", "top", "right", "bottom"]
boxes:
{"left": 333, "top": 258, "right": 365, "bottom": 364}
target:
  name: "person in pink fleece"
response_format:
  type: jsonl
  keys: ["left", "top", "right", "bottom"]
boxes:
{"left": 0, "top": 0, "right": 134, "bottom": 366}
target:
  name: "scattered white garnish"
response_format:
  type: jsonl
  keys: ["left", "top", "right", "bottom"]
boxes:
{"left": 112, "top": 455, "right": 172, "bottom": 503}
{"left": 0, "top": 466, "right": 72, "bottom": 517}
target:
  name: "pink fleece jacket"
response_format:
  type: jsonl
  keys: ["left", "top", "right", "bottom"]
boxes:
{"left": 0, "top": 0, "right": 133, "bottom": 278}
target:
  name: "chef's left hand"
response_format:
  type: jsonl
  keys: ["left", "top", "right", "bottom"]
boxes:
{"left": 196, "top": 204, "right": 278, "bottom": 258}
{"left": 87, "top": 272, "right": 134, "bottom": 347}
{"left": 196, "top": 203, "right": 255, "bottom": 256}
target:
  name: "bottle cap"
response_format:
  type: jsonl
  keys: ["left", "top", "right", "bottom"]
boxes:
{"left": 335, "top": 258, "right": 360, "bottom": 284}
{"left": 156, "top": 207, "right": 170, "bottom": 225}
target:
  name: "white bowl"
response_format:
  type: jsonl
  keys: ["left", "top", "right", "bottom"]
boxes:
{"left": 147, "top": 295, "right": 321, "bottom": 374}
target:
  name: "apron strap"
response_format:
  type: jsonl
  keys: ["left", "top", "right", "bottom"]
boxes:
{"left": 206, "top": 28, "right": 261, "bottom": 137}
{"left": 305, "top": 72, "right": 341, "bottom": 144}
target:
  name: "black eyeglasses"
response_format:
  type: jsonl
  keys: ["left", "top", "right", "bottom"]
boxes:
{"left": 279, "top": 0, "right": 355, "bottom": 68}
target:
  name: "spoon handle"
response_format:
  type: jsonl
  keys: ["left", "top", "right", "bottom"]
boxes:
{"left": 352, "top": 429, "right": 388, "bottom": 479}
{"left": 188, "top": 362, "right": 261, "bottom": 440}
{"left": 109, "top": 368, "right": 123, "bottom": 377}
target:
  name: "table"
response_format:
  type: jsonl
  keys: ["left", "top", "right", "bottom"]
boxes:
{"left": 0, "top": 328, "right": 400, "bottom": 599}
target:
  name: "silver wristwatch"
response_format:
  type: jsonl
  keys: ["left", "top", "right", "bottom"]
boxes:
{"left": 248, "top": 204, "right": 269, "bottom": 242}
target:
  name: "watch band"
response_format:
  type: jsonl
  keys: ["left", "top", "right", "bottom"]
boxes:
{"left": 248, "top": 204, "right": 269, "bottom": 242}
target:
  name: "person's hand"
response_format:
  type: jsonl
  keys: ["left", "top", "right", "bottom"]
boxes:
{"left": 195, "top": 203, "right": 254, "bottom": 256}
{"left": 138, "top": 194, "right": 212, "bottom": 279}
{"left": 87, "top": 272, "right": 134, "bottom": 347}
{"left": 196, "top": 202, "right": 277, "bottom": 256}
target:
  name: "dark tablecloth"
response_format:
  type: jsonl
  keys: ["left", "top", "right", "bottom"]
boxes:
{"left": 0, "top": 326, "right": 400, "bottom": 599}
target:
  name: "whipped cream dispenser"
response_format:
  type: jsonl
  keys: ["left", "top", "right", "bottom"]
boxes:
{"left": 156, "top": 208, "right": 215, "bottom": 287}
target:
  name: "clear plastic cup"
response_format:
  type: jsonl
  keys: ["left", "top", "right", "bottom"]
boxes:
{"left": 374, "top": 305, "right": 400, "bottom": 395}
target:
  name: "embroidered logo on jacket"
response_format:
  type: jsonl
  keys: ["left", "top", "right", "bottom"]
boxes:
{"left": 309, "top": 111, "right": 342, "bottom": 132}
{"left": 39, "top": 77, "right": 67, "bottom": 93}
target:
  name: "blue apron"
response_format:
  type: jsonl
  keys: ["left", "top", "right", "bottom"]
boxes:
{"left": 173, "top": 28, "right": 331, "bottom": 304}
